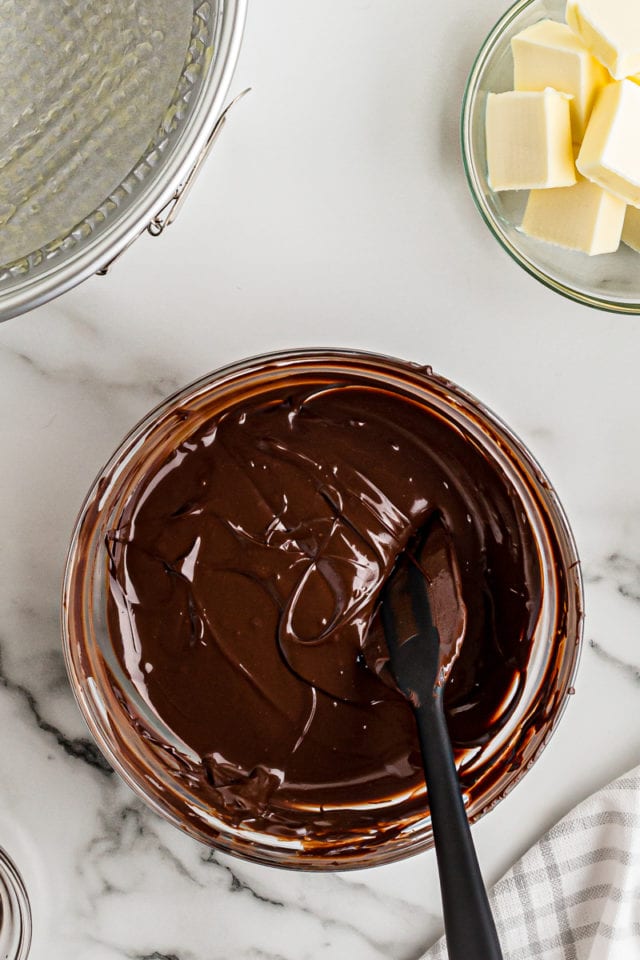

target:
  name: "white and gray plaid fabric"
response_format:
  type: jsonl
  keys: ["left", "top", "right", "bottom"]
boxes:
{"left": 425, "top": 765, "right": 640, "bottom": 960}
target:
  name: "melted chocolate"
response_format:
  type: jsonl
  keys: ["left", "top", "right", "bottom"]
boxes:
{"left": 105, "top": 377, "right": 543, "bottom": 842}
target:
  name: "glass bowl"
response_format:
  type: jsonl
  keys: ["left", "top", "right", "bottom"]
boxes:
{"left": 0, "top": 848, "right": 31, "bottom": 960}
{"left": 62, "top": 349, "right": 583, "bottom": 870}
{"left": 461, "top": 0, "right": 640, "bottom": 313}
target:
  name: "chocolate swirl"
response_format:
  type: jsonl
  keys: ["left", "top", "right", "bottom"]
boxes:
{"left": 106, "top": 378, "right": 542, "bottom": 839}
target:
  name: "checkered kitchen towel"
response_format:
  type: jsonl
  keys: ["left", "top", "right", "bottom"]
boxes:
{"left": 425, "top": 765, "right": 640, "bottom": 960}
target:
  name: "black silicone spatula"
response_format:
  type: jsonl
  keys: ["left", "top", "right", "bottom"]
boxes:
{"left": 380, "top": 516, "right": 504, "bottom": 960}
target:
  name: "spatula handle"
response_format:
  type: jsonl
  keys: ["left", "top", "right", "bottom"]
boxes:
{"left": 415, "top": 699, "right": 503, "bottom": 960}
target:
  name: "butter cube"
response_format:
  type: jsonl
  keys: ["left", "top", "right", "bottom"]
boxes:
{"left": 486, "top": 89, "right": 576, "bottom": 191}
{"left": 576, "top": 80, "right": 640, "bottom": 206}
{"left": 512, "top": 20, "right": 609, "bottom": 139}
{"left": 567, "top": 0, "right": 640, "bottom": 81}
{"left": 521, "top": 176, "right": 625, "bottom": 254}
{"left": 622, "top": 204, "right": 640, "bottom": 252}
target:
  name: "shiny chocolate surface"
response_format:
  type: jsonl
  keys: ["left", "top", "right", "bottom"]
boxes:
{"left": 105, "top": 373, "right": 543, "bottom": 843}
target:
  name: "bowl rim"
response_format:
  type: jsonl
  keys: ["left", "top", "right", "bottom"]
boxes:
{"left": 460, "top": 0, "right": 640, "bottom": 315}
{"left": 0, "top": 847, "right": 32, "bottom": 960}
{"left": 61, "top": 347, "right": 585, "bottom": 871}
{"left": 0, "top": 0, "right": 248, "bottom": 323}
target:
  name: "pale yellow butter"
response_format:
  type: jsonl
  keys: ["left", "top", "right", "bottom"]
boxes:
{"left": 622, "top": 204, "right": 640, "bottom": 252}
{"left": 521, "top": 176, "right": 625, "bottom": 254}
{"left": 512, "top": 20, "right": 609, "bottom": 140}
{"left": 576, "top": 80, "right": 640, "bottom": 206}
{"left": 486, "top": 89, "right": 576, "bottom": 191}
{"left": 566, "top": 0, "right": 640, "bottom": 80}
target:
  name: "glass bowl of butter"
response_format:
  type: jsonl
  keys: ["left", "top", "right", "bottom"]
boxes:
{"left": 462, "top": 0, "right": 640, "bottom": 313}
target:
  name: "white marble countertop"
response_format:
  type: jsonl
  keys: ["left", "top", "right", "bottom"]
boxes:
{"left": 1, "top": 2, "right": 640, "bottom": 958}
